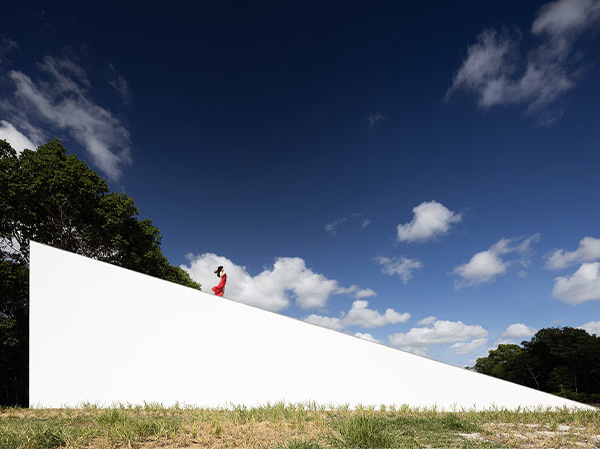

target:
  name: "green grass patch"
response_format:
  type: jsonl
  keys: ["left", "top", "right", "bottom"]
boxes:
{"left": 0, "top": 403, "right": 597, "bottom": 448}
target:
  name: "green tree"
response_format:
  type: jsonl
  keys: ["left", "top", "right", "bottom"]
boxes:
{"left": 0, "top": 139, "right": 200, "bottom": 406}
{"left": 523, "top": 327, "right": 600, "bottom": 395}
{"left": 472, "top": 344, "right": 540, "bottom": 389}
{"left": 472, "top": 327, "right": 600, "bottom": 403}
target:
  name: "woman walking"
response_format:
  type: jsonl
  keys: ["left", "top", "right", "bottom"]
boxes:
{"left": 212, "top": 266, "right": 227, "bottom": 297}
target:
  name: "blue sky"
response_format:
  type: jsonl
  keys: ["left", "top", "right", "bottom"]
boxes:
{"left": 1, "top": 0, "right": 599, "bottom": 367}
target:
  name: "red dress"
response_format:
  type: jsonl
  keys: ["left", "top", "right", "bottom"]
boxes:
{"left": 212, "top": 274, "right": 227, "bottom": 297}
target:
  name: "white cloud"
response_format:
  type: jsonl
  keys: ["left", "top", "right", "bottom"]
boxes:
{"left": 182, "top": 253, "right": 373, "bottom": 312}
{"left": 579, "top": 321, "right": 600, "bottom": 336}
{"left": 304, "top": 315, "right": 343, "bottom": 330}
{"left": 453, "top": 250, "right": 507, "bottom": 286}
{"left": 0, "top": 120, "right": 38, "bottom": 153}
{"left": 305, "top": 299, "right": 410, "bottom": 330}
{"left": 350, "top": 285, "right": 377, "bottom": 299}
{"left": 447, "top": 0, "right": 600, "bottom": 125}
{"left": 325, "top": 213, "right": 370, "bottom": 235}
{"left": 397, "top": 201, "right": 462, "bottom": 243}
{"left": 452, "top": 234, "right": 540, "bottom": 287}
{"left": 450, "top": 338, "right": 488, "bottom": 355}
{"left": 377, "top": 256, "right": 423, "bottom": 284}
{"left": 545, "top": 236, "right": 600, "bottom": 270}
{"left": 553, "top": 262, "right": 600, "bottom": 304}
{"left": 417, "top": 316, "right": 437, "bottom": 326}
{"left": 502, "top": 323, "right": 537, "bottom": 338}
{"left": 388, "top": 319, "right": 488, "bottom": 355}
{"left": 533, "top": 0, "right": 600, "bottom": 36}
{"left": 343, "top": 300, "right": 411, "bottom": 328}
{"left": 354, "top": 332, "right": 381, "bottom": 343}
{"left": 3, "top": 55, "right": 131, "bottom": 180}
{"left": 325, "top": 218, "right": 346, "bottom": 234}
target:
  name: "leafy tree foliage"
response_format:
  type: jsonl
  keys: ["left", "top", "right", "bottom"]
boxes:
{"left": 473, "top": 327, "right": 600, "bottom": 403}
{"left": 0, "top": 139, "right": 200, "bottom": 406}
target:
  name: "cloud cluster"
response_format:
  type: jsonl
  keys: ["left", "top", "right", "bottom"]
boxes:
{"left": 397, "top": 201, "right": 461, "bottom": 243}
{"left": 388, "top": 319, "right": 488, "bottom": 356}
{"left": 417, "top": 316, "right": 437, "bottom": 326}
{"left": 452, "top": 234, "right": 540, "bottom": 287}
{"left": 579, "top": 320, "right": 600, "bottom": 336}
{"left": 181, "top": 253, "right": 375, "bottom": 312}
{"left": 376, "top": 256, "right": 423, "bottom": 284}
{"left": 545, "top": 236, "right": 600, "bottom": 269}
{"left": 502, "top": 323, "right": 537, "bottom": 339}
{"left": 447, "top": 0, "right": 600, "bottom": 124}
{"left": 450, "top": 338, "right": 489, "bottom": 355}
{"left": 354, "top": 332, "right": 381, "bottom": 343}
{"left": 1, "top": 53, "right": 131, "bottom": 180}
{"left": 546, "top": 236, "right": 600, "bottom": 304}
{"left": 553, "top": 262, "right": 600, "bottom": 304}
{"left": 305, "top": 300, "right": 410, "bottom": 330}
{"left": 0, "top": 120, "right": 37, "bottom": 153}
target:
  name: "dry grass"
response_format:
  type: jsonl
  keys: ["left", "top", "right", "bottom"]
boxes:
{"left": 1, "top": 403, "right": 599, "bottom": 448}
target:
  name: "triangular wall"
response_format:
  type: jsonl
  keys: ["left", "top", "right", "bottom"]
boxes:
{"left": 29, "top": 241, "right": 591, "bottom": 409}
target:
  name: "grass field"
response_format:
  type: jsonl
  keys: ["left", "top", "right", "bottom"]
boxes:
{"left": 1, "top": 402, "right": 599, "bottom": 448}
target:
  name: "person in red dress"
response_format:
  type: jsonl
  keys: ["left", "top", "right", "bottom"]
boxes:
{"left": 212, "top": 265, "right": 227, "bottom": 297}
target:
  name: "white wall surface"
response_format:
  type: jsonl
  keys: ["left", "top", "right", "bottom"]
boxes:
{"left": 29, "top": 241, "right": 592, "bottom": 409}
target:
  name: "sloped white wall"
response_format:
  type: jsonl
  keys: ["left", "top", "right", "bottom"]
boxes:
{"left": 29, "top": 241, "right": 591, "bottom": 409}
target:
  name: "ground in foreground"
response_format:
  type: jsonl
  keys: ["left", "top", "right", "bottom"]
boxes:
{"left": 1, "top": 403, "right": 599, "bottom": 448}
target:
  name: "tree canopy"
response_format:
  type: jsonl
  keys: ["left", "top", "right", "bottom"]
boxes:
{"left": 0, "top": 138, "right": 200, "bottom": 406}
{"left": 472, "top": 327, "right": 600, "bottom": 403}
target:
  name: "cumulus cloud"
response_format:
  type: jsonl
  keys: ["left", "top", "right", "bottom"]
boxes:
{"left": 1, "top": 54, "right": 131, "bottom": 180}
{"left": 0, "top": 120, "right": 38, "bottom": 153}
{"left": 579, "top": 321, "right": 600, "bottom": 336}
{"left": 545, "top": 236, "right": 600, "bottom": 270}
{"left": 182, "top": 253, "right": 375, "bottom": 312}
{"left": 453, "top": 251, "right": 507, "bottom": 286}
{"left": 305, "top": 299, "right": 410, "bottom": 330}
{"left": 502, "top": 323, "right": 537, "bottom": 338}
{"left": 335, "top": 285, "right": 377, "bottom": 299}
{"left": 450, "top": 338, "right": 488, "bottom": 355}
{"left": 446, "top": 0, "right": 600, "bottom": 125}
{"left": 377, "top": 256, "right": 423, "bottom": 284}
{"left": 553, "top": 262, "right": 600, "bottom": 304}
{"left": 388, "top": 319, "right": 488, "bottom": 355}
{"left": 304, "top": 315, "right": 344, "bottom": 330}
{"left": 417, "top": 316, "right": 437, "bottom": 326}
{"left": 397, "top": 201, "right": 462, "bottom": 243}
{"left": 452, "top": 234, "right": 540, "bottom": 287}
{"left": 354, "top": 332, "right": 381, "bottom": 343}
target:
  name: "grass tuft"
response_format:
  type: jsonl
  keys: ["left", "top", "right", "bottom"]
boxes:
{"left": 329, "top": 414, "right": 396, "bottom": 448}
{"left": 279, "top": 439, "right": 323, "bottom": 449}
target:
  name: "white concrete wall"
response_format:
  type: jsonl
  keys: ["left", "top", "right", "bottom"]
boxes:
{"left": 29, "top": 241, "right": 591, "bottom": 409}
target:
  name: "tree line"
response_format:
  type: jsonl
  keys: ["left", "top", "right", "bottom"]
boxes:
{"left": 471, "top": 327, "right": 600, "bottom": 404}
{"left": 1, "top": 139, "right": 201, "bottom": 406}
